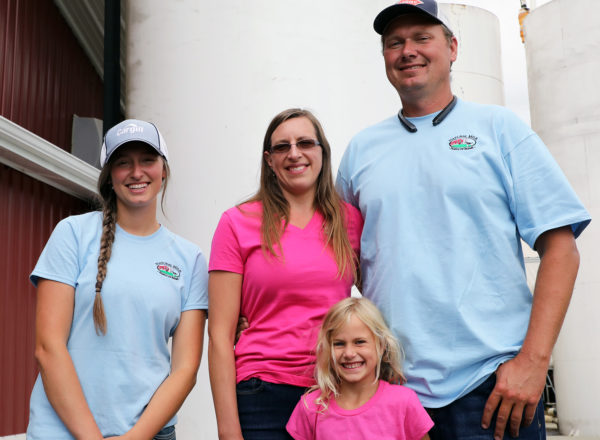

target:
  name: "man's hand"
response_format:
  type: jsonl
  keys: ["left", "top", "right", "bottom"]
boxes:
{"left": 235, "top": 316, "right": 249, "bottom": 344}
{"left": 482, "top": 227, "right": 579, "bottom": 438}
{"left": 481, "top": 353, "right": 547, "bottom": 439}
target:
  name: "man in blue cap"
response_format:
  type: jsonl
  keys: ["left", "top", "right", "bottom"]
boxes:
{"left": 336, "top": 0, "right": 591, "bottom": 438}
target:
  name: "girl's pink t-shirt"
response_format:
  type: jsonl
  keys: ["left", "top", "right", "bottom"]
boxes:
{"left": 286, "top": 380, "right": 433, "bottom": 440}
{"left": 209, "top": 201, "right": 363, "bottom": 387}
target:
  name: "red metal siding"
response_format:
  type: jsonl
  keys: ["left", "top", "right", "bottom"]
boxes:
{"left": 0, "top": 164, "right": 91, "bottom": 436}
{"left": 0, "top": 0, "right": 103, "bottom": 151}
{"left": 0, "top": 0, "right": 104, "bottom": 434}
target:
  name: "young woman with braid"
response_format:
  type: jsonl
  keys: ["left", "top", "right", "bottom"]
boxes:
{"left": 208, "top": 109, "right": 363, "bottom": 439}
{"left": 27, "top": 119, "right": 208, "bottom": 440}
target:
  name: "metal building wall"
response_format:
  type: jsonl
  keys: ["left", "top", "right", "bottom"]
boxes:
{"left": 0, "top": 0, "right": 103, "bottom": 151}
{"left": 0, "top": 164, "right": 91, "bottom": 436}
{"left": 0, "top": 0, "right": 103, "bottom": 435}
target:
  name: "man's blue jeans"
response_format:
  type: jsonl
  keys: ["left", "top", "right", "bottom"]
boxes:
{"left": 236, "top": 377, "right": 306, "bottom": 440}
{"left": 427, "top": 374, "right": 546, "bottom": 439}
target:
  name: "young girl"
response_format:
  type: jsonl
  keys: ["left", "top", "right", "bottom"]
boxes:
{"left": 286, "top": 297, "right": 432, "bottom": 440}
{"left": 27, "top": 119, "right": 208, "bottom": 439}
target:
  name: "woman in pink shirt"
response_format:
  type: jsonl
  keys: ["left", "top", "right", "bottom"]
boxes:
{"left": 208, "top": 108, "right": 363, "bottom": 440}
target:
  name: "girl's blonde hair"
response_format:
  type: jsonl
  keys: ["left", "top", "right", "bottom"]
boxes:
{"left": 244, "top": 108, "right": 358, "bottom": 281}
{"left": 311, "top": 297, "right": 405, "bottom": 411}
{"left": 93, "top": 146, "right": 170, "bottom": 335}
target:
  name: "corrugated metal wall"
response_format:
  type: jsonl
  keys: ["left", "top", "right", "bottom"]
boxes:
{"left": 0, "top": 165, "right": 91, "bottom": 436}
{"left": 0, "top": 0, "right": 103, "bottom": 151}
{"left": 0, "top": 0, "right": 104, "bottom": 435}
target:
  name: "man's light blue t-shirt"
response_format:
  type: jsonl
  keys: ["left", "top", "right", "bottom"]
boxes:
{"left": 336, "top": 99, "right": 590, "bottom": 408}
{"left": 28, "top": 211, "right": 208, "bottom": 438}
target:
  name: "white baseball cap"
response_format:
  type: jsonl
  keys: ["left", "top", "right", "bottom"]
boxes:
{"left": 100, "top": 119, "right": 169, "bottom": 167}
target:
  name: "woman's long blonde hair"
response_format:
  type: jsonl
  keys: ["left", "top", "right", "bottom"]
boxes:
{"left": 311, "top": 297, "right": 405, "bottom": 412}
{"left": 93, "top": 146, "right": 170, "bottom": 335}
{"left": 245, "top": 108, "right": 358, "bottom": 280}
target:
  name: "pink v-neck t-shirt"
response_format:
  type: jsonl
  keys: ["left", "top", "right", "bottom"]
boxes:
{"left": 287, "top": 380, "right": 433, "bottom": 439}
{"left": 209, "top": 201, "right": 363, "bottom": 387}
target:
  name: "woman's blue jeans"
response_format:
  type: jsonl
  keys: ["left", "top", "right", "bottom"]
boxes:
{"left": 236, "top": 378, "right": 306, "bottom": 440}
{"left": 153, "top": 425, "right": 175, "bottom": 440}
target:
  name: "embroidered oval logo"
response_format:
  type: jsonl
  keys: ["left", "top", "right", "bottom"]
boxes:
{"left": 449, "top": 135, "right": 477, "bottom": 150}
{"left": 156, "top": 262, "right": 181, "bottom": 280}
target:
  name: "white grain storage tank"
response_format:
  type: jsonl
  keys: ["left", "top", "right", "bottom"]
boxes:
{"left": 123, "top": 1, "right": 504, "bottom": 437}
{"left": 440, "top": 4, "right": 504, "bottom": 105}
{"left": 524, "top": 0, "right": 600, "bottom": 435}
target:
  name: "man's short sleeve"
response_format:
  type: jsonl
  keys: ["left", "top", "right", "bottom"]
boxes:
{"left": 503, "top": 130, "right": 590, "bottom": 248}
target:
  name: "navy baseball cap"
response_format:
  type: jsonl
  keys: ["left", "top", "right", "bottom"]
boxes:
{"left": 100, "top": 119, "right": 169, "bottom": 167}
{"left": 374, "top": 0, "right": 449, "bottom": 35}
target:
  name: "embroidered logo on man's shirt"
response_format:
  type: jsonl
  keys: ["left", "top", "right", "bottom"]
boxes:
{"left": 449, "top": 135, "right": 478, "bottom": 150}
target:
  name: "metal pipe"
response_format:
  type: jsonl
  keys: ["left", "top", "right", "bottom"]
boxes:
{"left": 103, "top": 0, "right": 121, "bottom": 135}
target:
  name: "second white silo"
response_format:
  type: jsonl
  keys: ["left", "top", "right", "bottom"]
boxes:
{"left": 524, "top": 0, "right": 600, "bottom": 435}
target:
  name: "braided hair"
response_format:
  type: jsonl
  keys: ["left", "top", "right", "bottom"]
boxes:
{"left": 93, "top": 165, "right": 118, "bottom": 335}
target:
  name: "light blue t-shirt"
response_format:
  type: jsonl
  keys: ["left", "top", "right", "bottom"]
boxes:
{"left": 27, "top": 211, "right": 208, "bottom": 439}
{"left": 336, "top": 99, "right": 590, "bottom": 408}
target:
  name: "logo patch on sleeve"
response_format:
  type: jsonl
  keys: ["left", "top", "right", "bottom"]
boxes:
{"left": 449, "top": 135, "right": 477, "bottom": 150}
{"left": 156, "top": 262, "right": 181, "bottom": 280}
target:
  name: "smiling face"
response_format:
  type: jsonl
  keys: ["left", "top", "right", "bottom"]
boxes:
{"left": 383, "top": 14, "right": 457, "bottom": 105}
{"left": 109, "top": 142, "right": 166, "bottom": 213}
{"left": 264, "top": 116, "right": 323, "bottom": 201}
{"left": 332, "top": 314, "right": 380, "bottom": 391}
